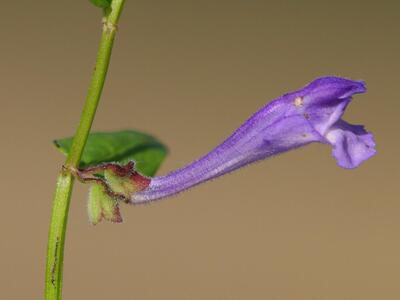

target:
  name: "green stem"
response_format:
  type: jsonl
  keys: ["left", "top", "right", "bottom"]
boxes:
{"left": 45, "top": 1, "right": 125, "bottom": 300}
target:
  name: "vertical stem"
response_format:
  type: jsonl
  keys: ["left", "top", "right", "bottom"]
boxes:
{"left": 45, "top": 1, "right": 125, "bottom": 300}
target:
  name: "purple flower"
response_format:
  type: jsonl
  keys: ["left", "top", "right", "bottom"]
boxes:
{"left": 131, "top": 76, "right": 376, "bottom": 204}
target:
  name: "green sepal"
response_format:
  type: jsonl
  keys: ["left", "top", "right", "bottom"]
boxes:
{"left": 88, "top": 183, "right": 123, "bottom": 225}
{"left": 104, "top": 170, "right": 129, "bottom": 196}
{"left": 103, "top": 167, "right": 150, "bottom": 199}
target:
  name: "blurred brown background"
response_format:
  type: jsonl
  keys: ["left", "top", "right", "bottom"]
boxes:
{"left": 1, "top": 1, "right": 399, "bottom": 299}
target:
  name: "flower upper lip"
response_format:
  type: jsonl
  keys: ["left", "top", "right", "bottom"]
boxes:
{"left": 301, "top": 76, "right": 367, "bottom": 100}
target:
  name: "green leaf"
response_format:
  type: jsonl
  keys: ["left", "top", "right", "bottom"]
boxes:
{"left": 89, "top": 0, "right": 111, "bottom": 9}
{"left": 54, "top": 130, "right": 168, "bottom": 177}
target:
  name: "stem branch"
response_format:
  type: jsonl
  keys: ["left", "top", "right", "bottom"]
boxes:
{"left": 44, "top": 1, "right": 125, "bottom": 299}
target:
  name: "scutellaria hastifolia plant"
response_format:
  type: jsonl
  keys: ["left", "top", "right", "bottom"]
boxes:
{"left": 45, "top": 1, "right": 376, "bottom": 300}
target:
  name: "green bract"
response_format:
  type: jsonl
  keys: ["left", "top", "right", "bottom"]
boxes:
{"left": 90, "top": 0, "right": 111, "bottom": 9}
{"left": 54, "top": 130, "right": 168, "bottom": 177}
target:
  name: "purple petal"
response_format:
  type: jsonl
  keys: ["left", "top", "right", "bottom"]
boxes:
{"left": 128, "top": 76, "right": 375, "bottom": 203}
